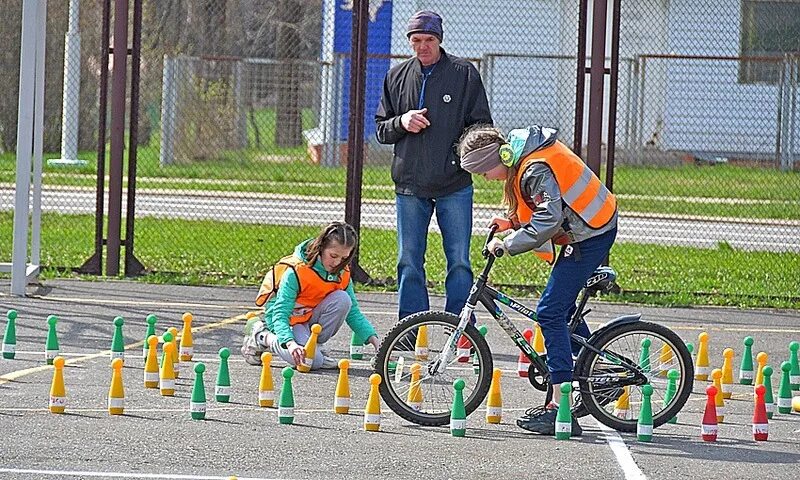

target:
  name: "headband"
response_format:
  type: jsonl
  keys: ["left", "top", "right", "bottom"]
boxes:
{"left": 460, "top": 143, "right": 502, "bottom": 174}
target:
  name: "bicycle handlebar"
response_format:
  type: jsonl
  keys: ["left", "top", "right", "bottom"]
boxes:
{"left": 481, "top": 224, "right": 504, "bottom": 258}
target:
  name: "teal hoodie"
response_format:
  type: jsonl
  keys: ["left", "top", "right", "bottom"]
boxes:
{"left": 263, "top": 239, "right": 377, "bottom": 347}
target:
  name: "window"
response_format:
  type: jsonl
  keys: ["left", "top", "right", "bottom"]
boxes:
{"left": 740, "top": 0, "right": 800, "bottom": 84}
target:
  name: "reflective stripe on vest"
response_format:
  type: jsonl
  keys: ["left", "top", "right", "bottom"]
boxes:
{"left": 513, "top": 140, "right": 616, "bottom": 229}
{"left": 289, "top": 264, "right": 351, "bottom": 325}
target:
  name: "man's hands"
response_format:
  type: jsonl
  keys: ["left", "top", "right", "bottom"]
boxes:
{"left": 400, "top": 108, "right": 430, "bottom": 133}
{"left": 287, "top": 340, "right": 305, "bottom": 366}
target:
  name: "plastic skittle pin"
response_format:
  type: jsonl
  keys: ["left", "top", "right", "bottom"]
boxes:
{"left": 334, "top": 359, "right": 351, "bottom": 414}
{"left": 485, "top": 368, "right": 503, "bottom": 424}
{"left": 637, "top": 384, "right": 654, "bottom": 442}
{"left": 762, "top": 366, "right": 775, "bottom": 420}
{"left": 168, "top": 326, "right": 180, "bottom": 378}
{"left": 753, "top": 384, "right": 769, "bottom": 441}
{"left": 532, "top": 323, "right": 546, "bottom": 356}
{"left": 658, "top": 343, "right": 674, "bottom": 377}
{"left": 711, "top": 368, "right": 725, "bottom": 422}
{"left": 216, "top": 348, "right": 232, "bottom": 402}
{"left": 788, "top": 342, "right": 800, "bottom": 391}
{"left": 639, "top": 338, "right": 652, "bottom": 373}
{"left": 364, "top": 374, "right": 382, "bottom": 431}
{"left": 110, "top": 316, "right": 125, "bottom": 363}
{"left": 160, "top": 342, "right": 177, "bottom": 396}
{"left": 721, "top": 348, "right": 734, "bottom": 399}
{"left": 142, "top": 314, "right": 157, "bottom": 360}
{"left": 259, "top": 352, "right": 275, "bottom": 408}
{"left": 664, "top": 369, "right": 680, "bottom": 424}
{"left": 415, "top": 325, "right": 429, "bottom": 361}
{"left": 450, "top": 379, "right": 467, "bottom": 437}
{"left": 777, "top": 361, "right": 793, "bottom": 414}
{"left": 297, "top": 324, "right": 322, "bottom": 373}
{"left": 180, "top": 312, "right": 194, "bottom": 362}
{"left": 2, "top": 309, "right": 17, "bottom": 359}
{"left": 613, "top": 386, "right": 631, "bottom": 419}
{"left": 49, "top": 356, "right": 66, "bottom": 414}
{"left": 755, "top": 352, "right": 768, "bottom": 387}
{"left": 407, "top": 363, "right": 423, "bottom": 411}
{"left": 190, "top": 363, "right": 207, "bottom": 420}
{"left": 701, "top": 385, "right": 718, "bottom": 442}
{"left": 108, "top": 358, "right": 125, "bottom": 415}
{"left": 695, "top": 332, "right": 710, "bottom": 381}
{"left": 278, "top": 367, "right": 295, "bottom": 425}
{"left": 517, "top": 328, "right": 534, "bottom": 378}
{"left": 472, "top": 325, "right": 488, "bottom": 374}
{"left": 555, "top": 383, "right": 573, "bottom": 440}
{"left": 45, "top": 315, "right": 60, "bottom": 365}
{"left": 144, "top": 335, "right": 160, "bottom": 388}
{"left": 739, "top": 336, "right": 754, "bottom": 385}
{"left": 350, "top": 332, "right": 365, "bottom": 360}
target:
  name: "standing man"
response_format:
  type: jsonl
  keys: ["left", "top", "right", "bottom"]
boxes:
{"left": 375, "top": 10, "right": 492, "bottom": 321}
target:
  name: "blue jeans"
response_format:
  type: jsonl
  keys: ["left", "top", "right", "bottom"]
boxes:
{"left": 537, "top": 227, "right": 618, "bottom": 385}
{"left": 396, "top": 185, "right": 474, "bottom": 320}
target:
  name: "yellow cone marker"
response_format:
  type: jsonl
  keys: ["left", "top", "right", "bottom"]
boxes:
{"left": 364, "top": 373, "right": 382, "bottom": 431}
{"left": 108, "top": 357, "right": 125, "bottom": 415}
{"left": 415, "top": 325, "right": 429, "bottom": 361}
{"left": 721, "top": 348, "right": 734, "bottom": 399}
{"left": 334, "top": 359, "right": 351, "bottom": 414}
{"left": 659, "top": 343, "right": 674, "bottom": 377}
{"left": 793, "top": 395, "right": 800, "bottom": 413}
{"left": 168, "top": 326, "right": 180, "bottom": 378}
{"left": 755, "top": 352, "right": 768, "bottom": 387}
{"left": 712, "top": 368, "right": 726, "bottom": 422}
{"left": 486, "top": 368, "right": 503, "bottom": 424}
{"left": 179, "top": 312, "right": 194, "bottom": 362}
{"left": 160, "top": 342, "right": 177, "bottom": 396}
{"left": 695, "top": 332, "right": 710, "bottom": 380}
{"left": 613, "top": 386, "right": 631, "bottom": 419}
{"left": 144, "top": 335, "right": 160, "bottom": 388}
{"left": 49, "top": 356, "right": 66, "bottom": 414}
{"left": 532, "top": 323, "right": 546, "bottom": 356}
{"left": 297, "top": 324, "right": 322, "bottom": 373}
{"left": 407, "top": 363, "right": 423, "bottom": 411}
{"left": 258, "top": 352, "right": 275, "bottom": 407}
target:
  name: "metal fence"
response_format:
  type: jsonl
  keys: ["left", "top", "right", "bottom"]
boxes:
{"left": 1, "top": 0, "right": 799, "bottom": 303}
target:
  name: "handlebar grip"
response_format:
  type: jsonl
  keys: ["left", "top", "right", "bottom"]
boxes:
{"left": 493, "top": 247, "right": 505, "bottom": 258}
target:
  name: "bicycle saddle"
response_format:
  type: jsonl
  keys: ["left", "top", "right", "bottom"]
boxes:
{"left": 584, "top": 266, "right": 617, "bottom": 291}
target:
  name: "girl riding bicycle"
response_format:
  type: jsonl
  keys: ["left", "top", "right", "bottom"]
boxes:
{"left": 458, "top": 125, "right": 618, "bottom": 436}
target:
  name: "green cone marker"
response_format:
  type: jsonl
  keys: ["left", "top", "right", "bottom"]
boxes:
{"left": 777, "top": 361, "right": 793, "bottom": 414}
{"left": 639, "top": 338, "right": 651, "bottom": 373}
{"left": 279, "top": 366, "right": 295, "bottom": 424}
{"left": 216, "top": 347, "right": 231, "bottom": 403}
{"left": 190, "top": 362, "right": 207, "bottom": 420}
{"left": 45, "top": 315, "right": 60, "bottom": 365}
{"left": 739, "top": 336, "right": 754, "bottom": 385}
{"left": 664, "top": 369, "right": 680, "bottom": 424}
{"left": 472, "top": 325, "right": 488, "bottom": 374}
{"left": 450, "top": 378, "right": 466, "bottom": 437}
{"left": 350, "top": 332, "right": 365, "bottom": 360}
{"left": 2, "top": 309, "right": 17, "bottom": 359}
{"left": 143, "top": 314, "right": 157, "bottom": 359}
{"left": 788, "top": 341, "right": 799, "bottom": 391}
{"left": 762, "top": 366, "right": 775, "bottom": 419}
{"left": 638, "top": 384, "right": 654, "bottom": 442}
{"left": 555, "top": 383, "right": 572, "bottom": 440}
{"left": 110, "top": 316, "right": 125, "bottom": 362}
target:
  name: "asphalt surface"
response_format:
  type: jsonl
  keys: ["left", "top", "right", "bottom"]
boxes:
{"left": 0, "top": 278, "right": 799, "bottom": 480}
{"left": 2, "top": 186, "right": 799, "bottom": 252}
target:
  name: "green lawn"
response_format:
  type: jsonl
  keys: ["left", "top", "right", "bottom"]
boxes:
{"left": 1, "top": 212, "right": 798, "bottom": 309}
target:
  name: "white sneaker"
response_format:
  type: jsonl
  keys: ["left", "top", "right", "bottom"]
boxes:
{"left": 240, "top": 332, "right": 265, "bottom": 366}
{"left": 320, "top": 355, "right": 339, "bottom": 369}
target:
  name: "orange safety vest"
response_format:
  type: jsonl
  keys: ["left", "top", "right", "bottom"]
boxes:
{"left": 289, "top": 264, "right": 351, "bottom": 325}
{"left": 513, "top": 140, "right": 617, "bottom": 263}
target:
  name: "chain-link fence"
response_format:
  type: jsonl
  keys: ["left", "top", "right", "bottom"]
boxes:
{"left": 1, "top": 0, "right": 798, "bottom": 305}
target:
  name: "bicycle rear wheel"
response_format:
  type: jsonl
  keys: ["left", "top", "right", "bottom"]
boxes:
{"left": 374, "top": 311, "right": 493, "bottom": 426}
{"left": 575, "top": 320, "right": 693, "bottom": 432}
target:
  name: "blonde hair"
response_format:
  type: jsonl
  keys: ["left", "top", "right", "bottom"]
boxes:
{"left": 458, "top": 124, "right": 520, "bottom": 221}
{"left": 305, "top": 222, "right": 358, "bottom": 274}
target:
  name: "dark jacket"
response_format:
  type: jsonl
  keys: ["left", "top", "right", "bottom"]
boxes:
{"left": 375, "top": 48, "right": 492, "bottom": 198}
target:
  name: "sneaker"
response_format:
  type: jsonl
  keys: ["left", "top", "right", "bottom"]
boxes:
{"left": 240, "top": 329, "right": 268, "bottom": 366}
{"left": 516, "top": 405, "right": 583, "bottom": 436}
{"left": 320, "top": 355, "right": 339, "bottom": 370}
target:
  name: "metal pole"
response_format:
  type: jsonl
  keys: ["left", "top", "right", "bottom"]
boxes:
{"left": 587, "top": 0, "right": 608, "bottom": 175}
{"left": 10, "top": 0, "right": 38, "bottom": 295}
{"left": 106, "top": 0, "right": 129, "bottom": 276}
{"left": 605, "top": 0, "right": 621, "bottom": 192}
{"left": 53, "top": 0, "right": 84, "bottom": 166}
{"left": 125, "top": 0, "right": 145, "bottom": 276}
{"left": 344, "top": 0, "right": 370, "bottom": 283}
{"left": 30, "top": 0, "right": 47, "bottom": 269}
{"left": 573, "top": 0, "right": 589, "bottom": 155}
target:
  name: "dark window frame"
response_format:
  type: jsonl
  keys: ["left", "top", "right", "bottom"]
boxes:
{"left": 739, "top": 0, "right": 800, "bottom": 84}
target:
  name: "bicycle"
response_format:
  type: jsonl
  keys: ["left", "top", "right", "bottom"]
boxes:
{"left": 374, "top": 226, "right": 694, "bottom": 432}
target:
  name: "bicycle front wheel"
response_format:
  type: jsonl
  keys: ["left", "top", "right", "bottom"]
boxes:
{"left": 575, "top": 320, "right": 693, "bottom": 432}
{"left": 374, "top": 311, "right": 493, "bottom": 426}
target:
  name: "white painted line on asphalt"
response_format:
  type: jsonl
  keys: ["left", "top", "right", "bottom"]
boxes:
{"left": 0, "top": 468, "right": 277, "bottom": 480}
{"left": 596, "top": 420, "right": 647, "bottom": 480}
